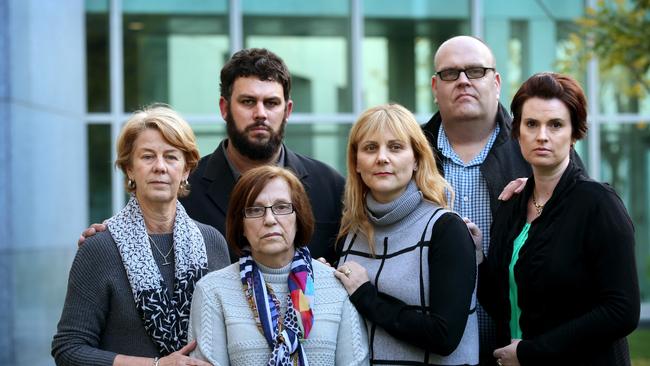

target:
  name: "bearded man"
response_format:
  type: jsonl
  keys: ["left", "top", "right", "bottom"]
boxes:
{"left": 180, "top": 48, "right": 345, "bottom": 263}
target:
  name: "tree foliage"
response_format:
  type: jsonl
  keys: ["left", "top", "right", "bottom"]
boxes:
{"left": 560, "top": 0, "right": 650, "bottom": 97}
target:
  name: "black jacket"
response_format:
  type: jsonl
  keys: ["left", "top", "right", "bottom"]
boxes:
{"left": 180, "top": 141, "right": 345, "bottom": 263}
{"left": 478, "top": 160, "right": 640, "bottom": 365}
{"left": 422, "top": 103, "right": 531, "bottom": 215}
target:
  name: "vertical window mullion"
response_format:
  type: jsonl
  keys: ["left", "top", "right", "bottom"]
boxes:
{"left": 229, "top": 0, "right": 243, "bottom": 54}
{"left": 470, "top": 0, "right": 483, "bottom": 38}
{"left": 110, "top": 0, "right": 125, "bottom": 213}
{"left": 351, "top": 0, "right": 363, "bottom": 115}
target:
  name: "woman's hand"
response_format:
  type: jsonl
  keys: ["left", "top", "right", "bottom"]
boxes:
{"left": 159, "top": 340, "right": 212, "bottom": 366}
{"left": 462, "top": 217, "right": 484, "bottom": 265}
{"left": 334, "top": 261, "right": 370, "bottom": 295}
{"left": 316, "top": 257, "right": 332, "bottom": 267}
{"left": 493, "top": 339, "right": 521, "bottom": 366}
{"left": 113, "top": 341, "right": 212, "bottom": 366}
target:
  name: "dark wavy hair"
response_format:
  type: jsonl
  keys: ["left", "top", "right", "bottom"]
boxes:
{"left": 511, "top": 72, "right": 588, "bottom": 141}
{"left": 220, "top": 48, "right": 291, "bottom": 102}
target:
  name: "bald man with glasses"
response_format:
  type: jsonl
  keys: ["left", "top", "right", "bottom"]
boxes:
{"left": 423, "top": 35, "right": 584, "bottom": 366}
{"left": 423, "top": 36, "right": 530, "bottom": 366}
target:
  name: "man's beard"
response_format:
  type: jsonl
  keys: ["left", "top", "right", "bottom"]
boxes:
{"left": 225, "top": 109, "right": 287, "bottom": 161}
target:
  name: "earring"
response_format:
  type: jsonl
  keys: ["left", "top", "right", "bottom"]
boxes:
{"left": 127, "top": 178, "right": 136, "bottom": 189}
{"left": 180, "top": 179, "right": 189, "bottom": 190}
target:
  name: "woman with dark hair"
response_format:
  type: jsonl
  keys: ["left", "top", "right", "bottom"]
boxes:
{"left": 188, "top": 165, "right": 369, "bottom": 366}
{"left": 52, "top": 105, "right": 230, "bottom": 366}
{"left": 479, "top": 73, "right": 639, "bottom": 366}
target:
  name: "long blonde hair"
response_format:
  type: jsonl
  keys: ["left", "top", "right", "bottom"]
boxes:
{"left": 338, "top": 103, "right": 453, "bottom": 255}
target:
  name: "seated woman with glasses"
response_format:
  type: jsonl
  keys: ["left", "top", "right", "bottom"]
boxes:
{"left": 188, "top": 165, "right": 369, "bottom": 366}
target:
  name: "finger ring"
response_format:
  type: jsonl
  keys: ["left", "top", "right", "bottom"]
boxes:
{"left": 344, "top": 268, "right": 352, "bottom": 277}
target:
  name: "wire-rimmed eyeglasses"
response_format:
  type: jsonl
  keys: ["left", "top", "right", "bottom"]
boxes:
{"left": 435, "top": 67, "right": 495, "bottom": 81}
{"left": 243, "top": 203, "right": 294, "bottom": 218}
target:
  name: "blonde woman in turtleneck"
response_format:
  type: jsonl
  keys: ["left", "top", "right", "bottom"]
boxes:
{"left": 335, "top": 103, "right": 480, "bottom": 366}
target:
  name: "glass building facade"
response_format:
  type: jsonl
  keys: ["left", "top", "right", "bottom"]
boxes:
{"left": 1, "top": 0, "right": 649, "bottom": 364}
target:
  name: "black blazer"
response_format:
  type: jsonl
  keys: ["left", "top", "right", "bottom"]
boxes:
{"left": 478, "top": 160, "right": 640, "bottom": 365}
{"left": 180, "top": 141, "right": 345, "bottom": 263}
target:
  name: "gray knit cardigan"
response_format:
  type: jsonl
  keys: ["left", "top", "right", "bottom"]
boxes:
{"left": 51, "top": 221, "right": 230, "bottom": 366}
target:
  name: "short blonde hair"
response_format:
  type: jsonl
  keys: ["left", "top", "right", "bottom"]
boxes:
{"left": 115, "top": 104, "right": 200, "bottom": 197}
{"left": 338, "top": 103, "right": 452, "bottom": 255}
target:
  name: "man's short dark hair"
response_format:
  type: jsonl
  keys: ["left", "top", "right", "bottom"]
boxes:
{"left": 220, "top": 48, "right": 292, "bottom": 102}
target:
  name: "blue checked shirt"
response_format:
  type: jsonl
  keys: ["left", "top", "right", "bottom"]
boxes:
{"left": 437, "top": 124, "right": 500, "bottom": 359}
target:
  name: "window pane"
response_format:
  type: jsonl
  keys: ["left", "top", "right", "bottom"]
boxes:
{"left": 599, "top": 68, "right": 650, "bottom": 114}
{"left": 86, "top": 0, "right": 109, "bottom": 112}
{"left": 600, "top": 123, "right": 650, "bottom": 302}
{"left": 192, "top": 123, "right": 227, "bottom": 157}
{"left": 364, "top": 1, "right": 469, "bottom": 114}
{"left": 483, "top": 1, "right": 584, "bottom": 104}
{"left": 244, "top": 0, "right": 351, "bottom": 114}
{"left": 123, "top": 2, "right": 228, "bottom": 113}
{"left": 283, "top": 122, "right": 350, "bottom": 175}
{"left": 87, "top": 123, "right": 112, "bottom": 224}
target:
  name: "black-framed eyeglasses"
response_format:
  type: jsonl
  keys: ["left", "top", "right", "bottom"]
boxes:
{"left": 243, "top": 203, "right": 294, "bottom": 218}
{"left": 435, "top": 67, "right": 495, "bottom": 81}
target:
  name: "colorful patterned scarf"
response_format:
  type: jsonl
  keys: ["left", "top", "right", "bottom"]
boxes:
{"left": 239, "top": 247, "right": 315, "bottom": 366}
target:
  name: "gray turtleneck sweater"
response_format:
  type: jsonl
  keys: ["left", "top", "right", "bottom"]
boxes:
{"left": 339, "top": 180, "right": 479, "bottom": 365}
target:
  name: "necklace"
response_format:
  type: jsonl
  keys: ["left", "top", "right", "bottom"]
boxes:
{"left": 148, "top": 234, "right": 174, "bottom": 266}
{"left": 532, "top": 194, "right": 545, "bottom": 216}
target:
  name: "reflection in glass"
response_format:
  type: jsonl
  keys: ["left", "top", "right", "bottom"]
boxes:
{"left": 283, "top": 123, "right": 350, "bottom": 175}
{"left": 600, "top": 67, "right": 650, "bottom": 114}
{"left": 600, "top": 123, "right": 650, "bottom": 302}
{"left": 86, "top": 3, "right": 109, "bottom": 112}
{"left": 88, "top": 124, "right": 112, "bottom": 224}
{"left": 193, "top": 123, "right": 227, "bottom": 157}
{"left": 364, "top": 18, "right": 467, "bottom": 114}
{"left": 123, "top": 12, "right": 228, "bottom": 113}
{"left": 507, "top": 21, "right": 526, "bottom": 99}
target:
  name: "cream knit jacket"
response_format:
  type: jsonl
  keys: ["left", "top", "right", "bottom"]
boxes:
{"left": 188, "top": 260, "right": 369, "bottom": 366}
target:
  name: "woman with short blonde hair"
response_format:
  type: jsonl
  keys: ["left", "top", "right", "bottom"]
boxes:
{"left": 52, "top": 105, "right": 230, "bottom": 366}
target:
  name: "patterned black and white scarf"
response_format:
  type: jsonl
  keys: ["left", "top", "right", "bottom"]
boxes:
{"left": 106, "top": 195, "right": 208, "bottom": 355}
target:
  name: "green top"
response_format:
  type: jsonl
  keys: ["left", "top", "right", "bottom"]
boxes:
{"left": 509, "top": 222, "right": 531, "bottom": 339}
